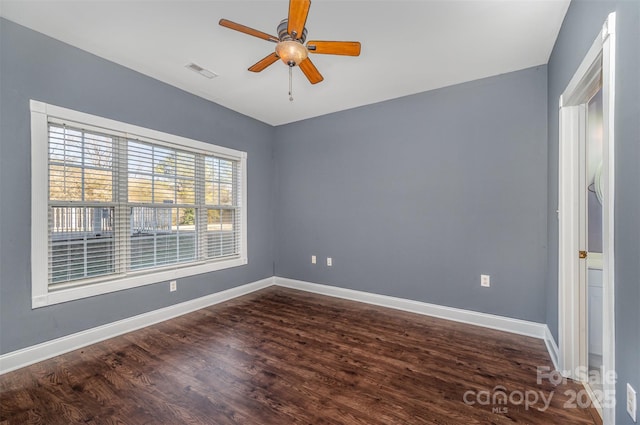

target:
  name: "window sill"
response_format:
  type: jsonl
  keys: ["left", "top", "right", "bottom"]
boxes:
{"left": 32, "top": 256, "right": 248, "bottom": 309}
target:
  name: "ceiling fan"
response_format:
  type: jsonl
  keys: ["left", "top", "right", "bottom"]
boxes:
{"left": 219, "top": 0, "right": 361, "bottom": 96}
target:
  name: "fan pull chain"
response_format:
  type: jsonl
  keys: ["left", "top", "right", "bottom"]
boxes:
{"left": 288, "top": 66, "right": 294, "bottom": 102}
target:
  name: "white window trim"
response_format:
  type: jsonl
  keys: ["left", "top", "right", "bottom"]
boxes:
{"left": 30, "top": 100, "right": 248, "bottom": 308}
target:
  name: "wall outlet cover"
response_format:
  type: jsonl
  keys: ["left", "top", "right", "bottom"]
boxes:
{"left": 628, "top": 383, "right": 637, "bottom": 422}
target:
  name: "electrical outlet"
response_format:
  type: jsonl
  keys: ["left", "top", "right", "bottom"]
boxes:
{"left": 628, "top": 383, "right": 637, "bottom": 422}
{"left": 169, "top": 280, "right": 177, "bottom": 292}
{"left": 311, "top": 255, "right": 316, "bottom": 264}
{"left": 481, "top": 274, "right": 490, "bottom": 287}
{"left": 327, "top": 257, "right": 332, "bottom": 267}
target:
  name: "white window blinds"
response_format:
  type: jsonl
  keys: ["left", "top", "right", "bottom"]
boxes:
{"left": 46, "top": 122, "right": 243, "bottom": 291}
{"left": 127, "top": 140, "right": 199, "bottom": 271}
{"left": 48, "top": 125, "right": 117, "bottom": 286}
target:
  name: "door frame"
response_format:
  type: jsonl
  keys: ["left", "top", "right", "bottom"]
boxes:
{"left": 558, "top": 12, "right": 616, "bottom": 425}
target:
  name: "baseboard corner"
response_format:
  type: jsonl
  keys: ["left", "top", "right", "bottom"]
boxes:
{"left": 543, "top": 325, "right": 560, "bottom": 371}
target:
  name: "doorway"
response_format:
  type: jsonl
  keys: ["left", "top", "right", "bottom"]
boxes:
{"left": 558, "top": 12, "right": 616, "bottom": 425}
{"left": 586, "top": 87, "right": 604, "bottom": 400}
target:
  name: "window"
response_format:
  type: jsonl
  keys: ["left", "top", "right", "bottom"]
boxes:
{"left": 31, "top": 100, "right": 247, "bottom": 307}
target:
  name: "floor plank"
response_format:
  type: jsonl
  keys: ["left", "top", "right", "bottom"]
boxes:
{"left": 1, "top": 287, "right": 600, "bottom": 424}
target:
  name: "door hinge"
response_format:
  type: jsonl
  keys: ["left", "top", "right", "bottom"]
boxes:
{"left": 579, "top": 250, "right": 588, "bottom": 259}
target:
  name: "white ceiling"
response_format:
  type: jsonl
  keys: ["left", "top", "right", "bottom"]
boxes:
{"left": 0, "top": 0, "right": 569, "bottom": 126}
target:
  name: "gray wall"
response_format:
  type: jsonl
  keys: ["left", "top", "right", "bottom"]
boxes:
{"left": 275, "top": 66, "right": 548, "bottom": 323}
{"left": 0, "top": 18, "right": 275, "bottom": 354}
{"left": 546, "top": 1, "right": 639, "bottom": 423}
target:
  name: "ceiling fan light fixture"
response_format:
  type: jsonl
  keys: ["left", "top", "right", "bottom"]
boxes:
{"left": 275, "top": 40, "right": 308, "bottom": 67}
{"left": 219, "top": 1, "right": 359, "bottom": 85}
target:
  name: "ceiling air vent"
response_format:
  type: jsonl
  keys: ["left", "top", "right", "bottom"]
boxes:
{"left": 185, "top": 63, "right": 217, "bottom": 79}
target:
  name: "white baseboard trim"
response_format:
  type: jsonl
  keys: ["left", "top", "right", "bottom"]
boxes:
{"left": 544, "top": 325, "right": 560, "bottom": 371}
{"left": 275, "top": 277, "right": 548, "bottom": 340}
{"left": 1, "top": 276, "right": 559, "bottom": 376}
{"left": 0, "top": 277, "right": 274, "bottom": 375}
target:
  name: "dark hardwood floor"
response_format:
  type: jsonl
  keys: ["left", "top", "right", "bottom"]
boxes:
{"left": 1, "top": 287, "right": 601, "bottom": 425}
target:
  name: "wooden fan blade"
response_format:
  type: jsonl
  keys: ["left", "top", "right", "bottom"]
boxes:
{"left": 299, "top": 58, "right": 323, "bottom": 84}
{"left": 248, "top": 53, "right": 280, "bottom": 72}
{"left": 307, "top": 41, "right": 361, "bottom": 56}
{"left": 287, "top": 0, "right": 311, "bottom": 39}
{"left": 219, "top": 19, "right": 278, "bottom": 43}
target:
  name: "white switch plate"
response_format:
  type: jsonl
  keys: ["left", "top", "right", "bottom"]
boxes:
{"left": 481, "top": 274, "right": 490, "bottom": 287}
{"left": 169, "top": 280, "right": 177, "bottom": 292}
{"left": 628, "top": 383, "right": 637, "bottom": 422}
{"left": 311, "top": 255, "right": 316, "bottom": 264}
{"left": 327, "top": 257, "right": 332, "bottom": 267}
